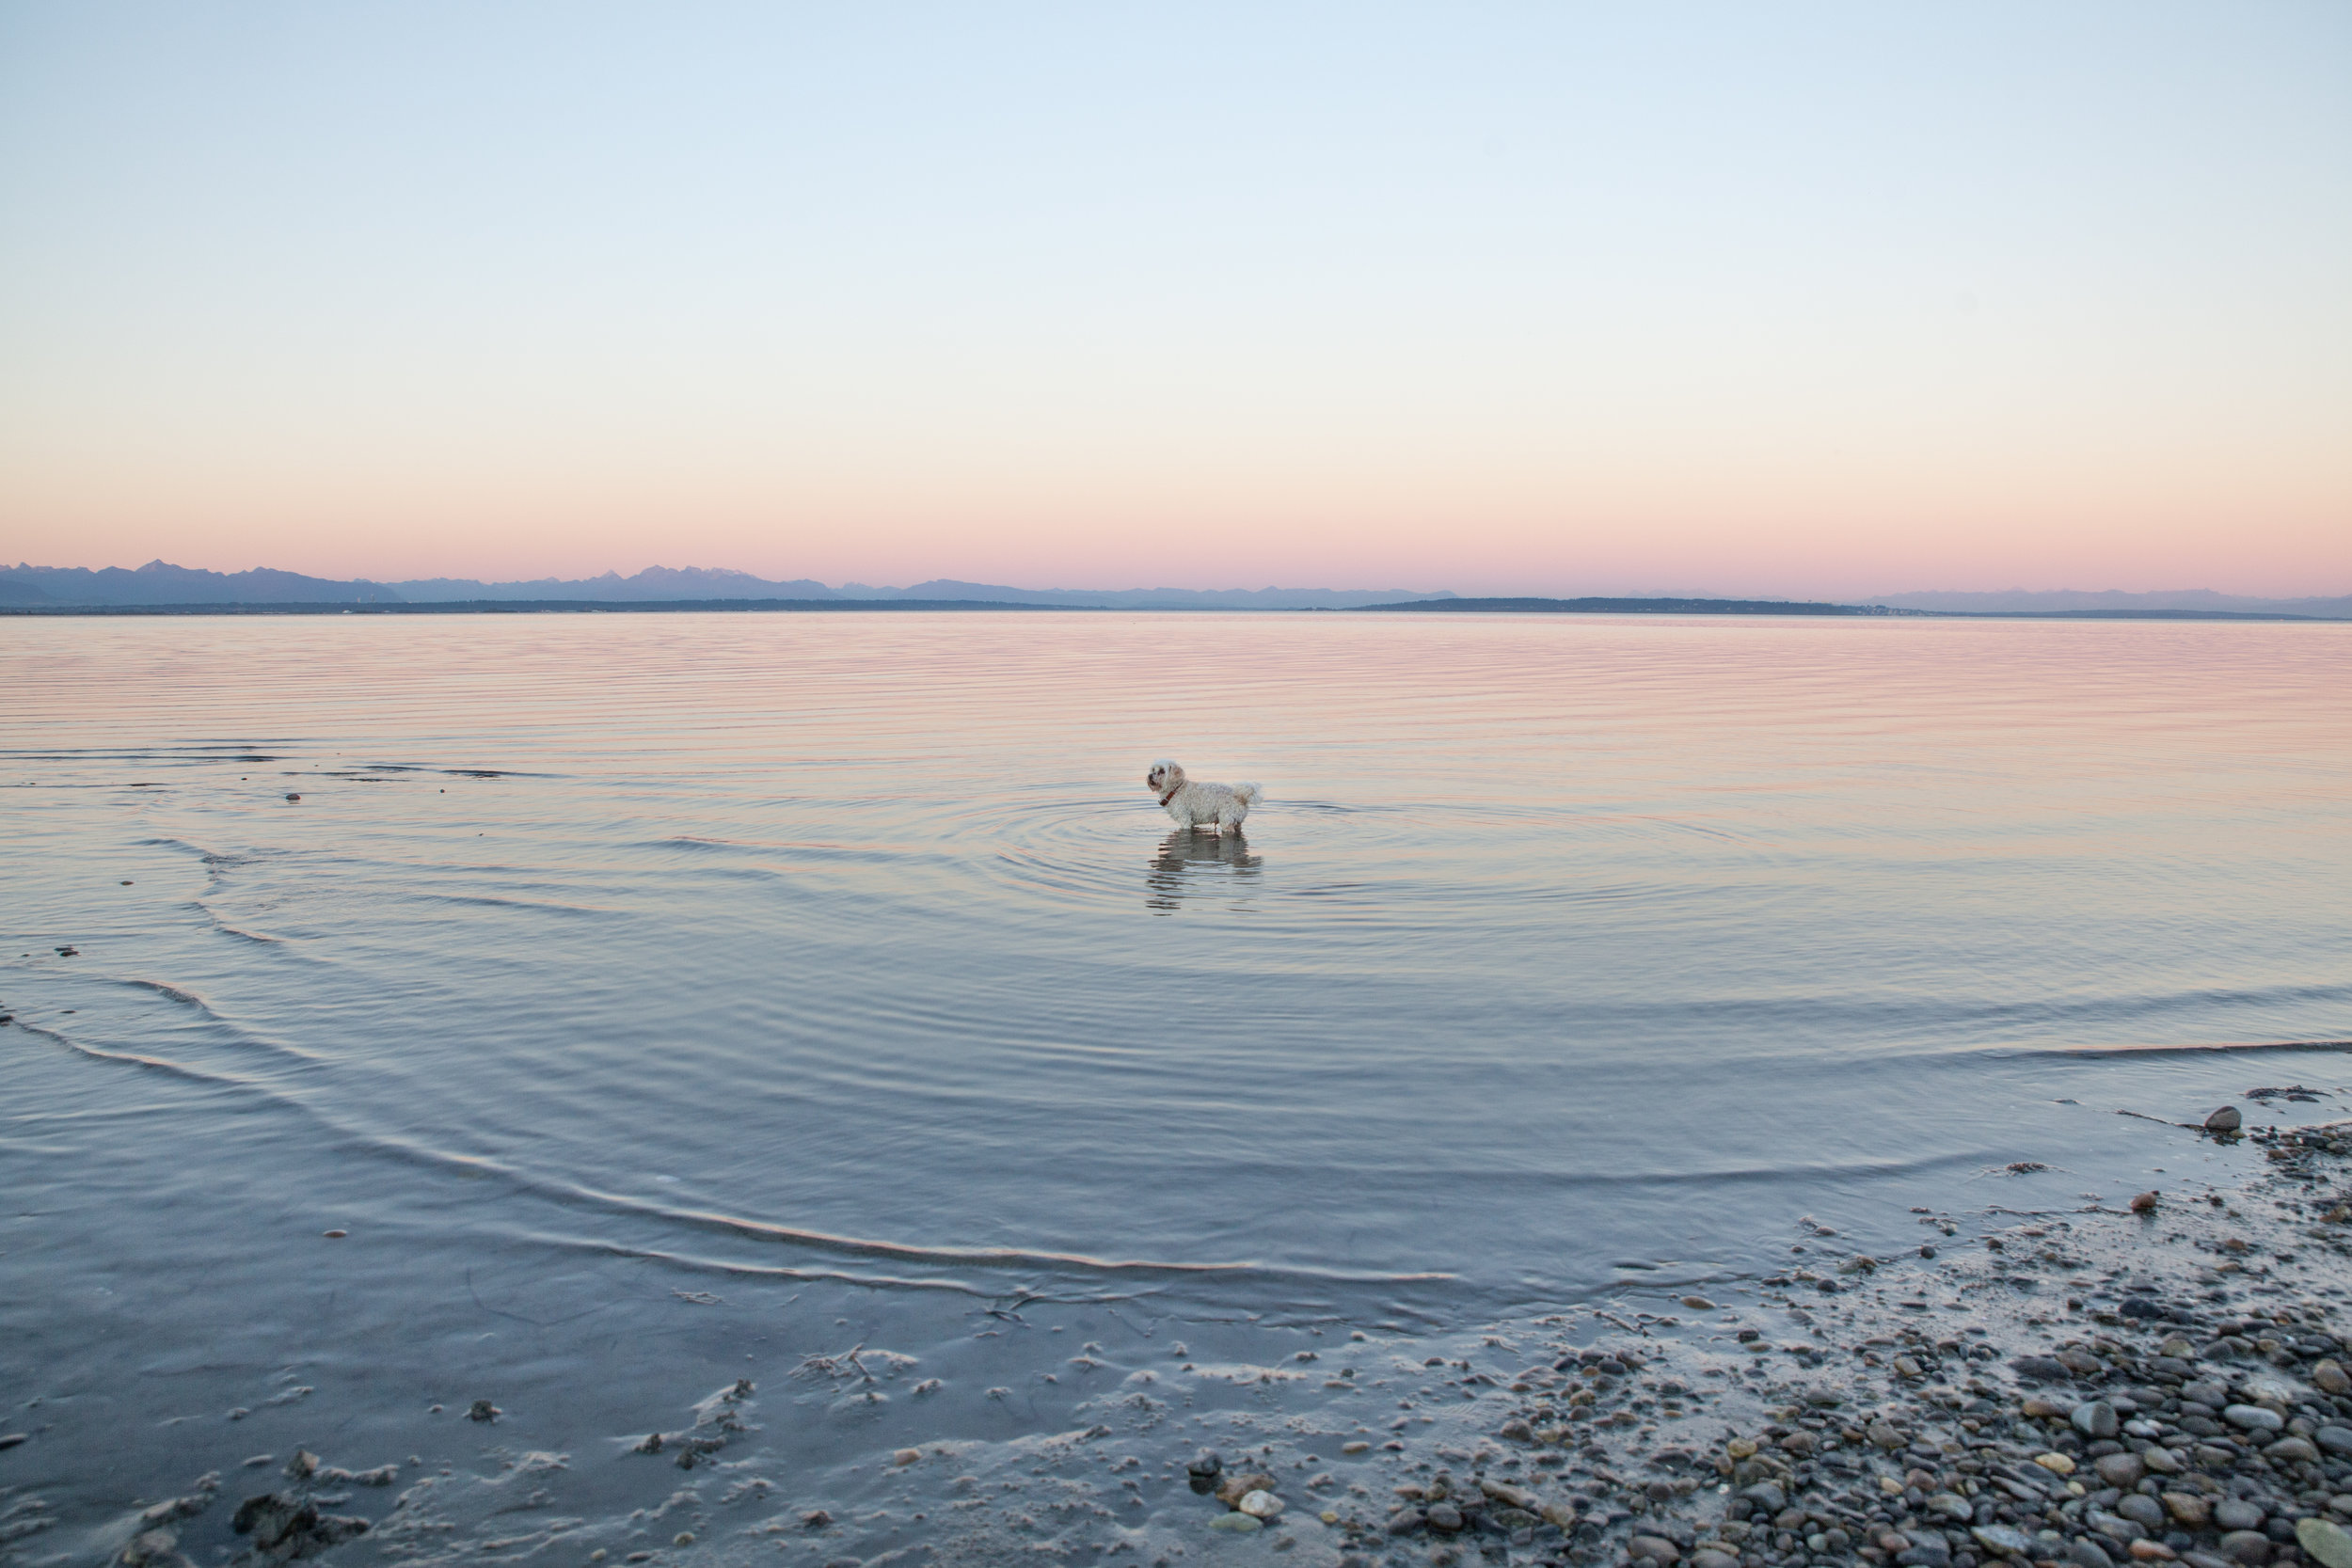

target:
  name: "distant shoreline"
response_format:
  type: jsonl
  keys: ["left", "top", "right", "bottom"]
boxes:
{"left": 1, "top": 597, "right": 2343, "bottom": 621}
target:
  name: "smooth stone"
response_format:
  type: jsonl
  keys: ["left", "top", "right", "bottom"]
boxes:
{"left": 1692, "top": 1551, "right": 1740, "bottom": 1568}
{"left": 1973, "top": 1525, "right": 2034, "bottom": 1558}
{"left": 2098, "top": 1455, "right": 2149, "bottom": 1487}
{"left": 2205, "top": 1108, "right": 2243, "bottom": 1133}
{"left": 1239, "top": 1492, "right": 1283, "bottom": 1519}
{"left": 2040, "top": 1453, "right": 2079, "bottom": 1476}
{"left": 2224, "top": 1406, "right": 2284, "bottom": 1434}
{"left": 1384, "top": 1510, "right": 1424, "bottom": 1535}
{"left": 2266, "top": 1436, "right": 2319, "bottom": 1464}
{"left": 1743, "top": 1482, "right": 1789, "bottom": 1513}
{"left": 1425, "top": 1502, "right": 1463, "bottom": 1532}
{"left": 2296, "top": 1518, "right": 2352, "bottom": 1568}
{"left": 1207, "top": 1513, "right": 1262, "bottom": 1534}
{"left": 2073, "top": 1541, "right": 2119, "bottom": 1568}
{"left": 2183, "top": 1383, "right": 2232, "bottom": 1408}
{"left": 2214, "top": 1501, "right": 2266, "bottom": 1533}
{"left": 2118, "top": 1497, "right": 2166, "bottom": 1530}
{"left": 1188, "top": 1449, "right": 1223, "bottom": 1477}
{"left": 2091, "top": 1511, "right": 2149, "bottom": 1544}
{"left": 2315, "top": 1427, "right": 2352, "bottom": 1457}
{"left": 2217, "top": 1531, "right": 2270, "bottom": 1565}
{"left": 2163, "top": 1494, "right": 2211, "bottom": 1528}
{"left": 2314, "top": 1363, "right": 2351, "bottom": 1397}
{"left": 1629, "top": 1535, "right": 1680, "bottom": 1562}
{"left": 1899, "top": 1546, "right": 1952, "bottom": 1568}
{"left": 2075, "top": 1402, "right": 2122, "bottom": 1439}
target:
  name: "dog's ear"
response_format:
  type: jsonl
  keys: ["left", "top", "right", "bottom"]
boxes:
{"left": 1162, "top": 761, "right": 1185, "bottom": 787}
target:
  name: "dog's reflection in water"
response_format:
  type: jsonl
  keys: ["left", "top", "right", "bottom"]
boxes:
{"left": 1145, "top": 829, "right": 1263, "bottom": 913}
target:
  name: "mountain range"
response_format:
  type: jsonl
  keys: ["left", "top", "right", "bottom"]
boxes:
{"left": 4, "top": 561, "right": 2345, "bottom": 617}
{"left": 0, "top": 561, "right": 1452, "bottom": 610}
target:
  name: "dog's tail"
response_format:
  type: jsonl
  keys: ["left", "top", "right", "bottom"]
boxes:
{"left": 1232, "top": 782, "right": 1262, "bottom": 806}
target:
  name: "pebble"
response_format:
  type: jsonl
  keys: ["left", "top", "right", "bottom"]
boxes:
{"left": 2131, "top": 1191, "right": 2159, "bottom": 1212}
{"left": 467, "top": 1400, "right": 501, "bottom": 1423}
{"left": 2298, "top": 1519, "right": 2352, "bottom": 1568}
{"left": 2217, "top": 1530, "right": 2271, "bottom": 1564}
{"left": 1238, "top": 1491, "right": 1282, "bottom": 1519}
{"left": 1206, "top": 1513, "right": 1261, "bottom": 1534}
{"left": 1186, "top": 1449, "right": 1221, "bottom": 1478}
{"left": 1424, "top": 1501, "right": 1463, "bottom": 1532}
{"left": 2222, "top": 1404, "right": 2283, "bottom": 1433}
{"left": 1340, "top": 1440, "right": 1369, "bottom": 1454}
{"left": 1974, "top": 1524, "right": 2034, "bottom": 1557}
{"left": 891, "top": 1449, "right": 919, "bottom": 1466}
{"left": 2097, "top": 1453, "right": 2148, "bottom": 1487}
{"left": 2074, "top": 1400, "right": 2121, "bottom": 1437}
{"left": 2316, "top": 1425, "right": 2352, "bottom": 1456}
{"left": 2214, "top": 1501, "right": 2266, "bottom": 1532}
{"left": 2205, "top": 1106, "right": 2243, "bottom": 1133}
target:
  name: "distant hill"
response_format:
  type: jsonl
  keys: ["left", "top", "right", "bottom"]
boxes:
{"left": 834, "top": 580, "right": 1454, "bottom": 609}
{"left": 1870, "top": 588, "right": 2352, "bottom": 619}
{"left": 390, "top": 565, "right": 834, "bottom": 601}
{"left": 2, "top": 560, "right": 399, "bottom": 604}
{"left": 1361, "top": 595, "right": 1881, "bottom": 615}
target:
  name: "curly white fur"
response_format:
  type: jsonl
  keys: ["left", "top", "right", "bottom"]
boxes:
{"left": 1145, "top": 760, "right": 1260, "bottom": 834}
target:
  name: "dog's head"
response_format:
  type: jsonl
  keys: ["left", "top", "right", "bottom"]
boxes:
{"left": 1145, "top": 759, "right": 1184, "bottom": 797}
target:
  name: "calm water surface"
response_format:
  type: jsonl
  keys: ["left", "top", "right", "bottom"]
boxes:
{"left": 2, "top": 611, "right": 2346, "bottom": 1543}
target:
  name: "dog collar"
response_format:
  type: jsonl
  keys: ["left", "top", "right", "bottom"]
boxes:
{"left": 1158, "top": 786, "right": 1180, "bottom": 807}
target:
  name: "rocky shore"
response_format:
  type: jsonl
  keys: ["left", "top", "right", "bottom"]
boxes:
{"left": 1231, "top": 1109, "right": 2352, "bottom": 1568}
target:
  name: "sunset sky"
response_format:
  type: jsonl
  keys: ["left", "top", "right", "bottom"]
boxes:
{"left": 2, "top": 3, "right": 2346, "bottom": 597}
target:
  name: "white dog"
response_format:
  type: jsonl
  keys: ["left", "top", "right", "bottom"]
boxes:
{"left": 1146, "top": 760, "right": 1260, "bottom": 834}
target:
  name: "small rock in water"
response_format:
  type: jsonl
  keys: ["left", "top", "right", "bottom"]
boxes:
{"left": 285, "top": 794, "right": 300, "bottom": 802}
{"left": 1424, "top": 1502, "right": 1464, "bottom": 1532}
{"left": 283, "top": 1450, "right": 318, "bottom": 1480}
{"left": 1340, "top": 1440, "right": 1370, "bottom": 1454}
{"left": 1680, "top": 1295, "right": 1716, "bottom": 1310}
{"left": 2206, "top": 1106, "right": 2243, "bottom": 1133}
{"left": 2131, "top": 1191, "right": 2159, "bottom": 1212}
{"left": 1239, "top": 1491, "right": 1283, "bottom": 1518}
{"left": 891, "top": 1449, "right": 919, "bottom": 1466}
{"left": 1215, "top": 1472, "right": 1276, "bottom": 1509}
{"left": 1186, "top": 1449, "right": 1222, "bottom": 1477}
{"left": 467, "top": 1399, "right": 501, "bottom": 1423}
{"left": 1207, "top": 1513, "right": 1261, "bottom": 1534}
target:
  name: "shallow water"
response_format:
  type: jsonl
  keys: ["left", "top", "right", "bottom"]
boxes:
{"left": 2, "top": 610, "right": 2347, "bottom": 1551}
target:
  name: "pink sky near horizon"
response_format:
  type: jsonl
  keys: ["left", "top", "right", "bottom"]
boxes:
{"left": 3, "top": 5, "right": 2347, "bottom": 600}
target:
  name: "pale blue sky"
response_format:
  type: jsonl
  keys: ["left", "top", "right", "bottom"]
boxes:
{"left": 3, "top": 3, "right": 2346, "bottom": 594}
